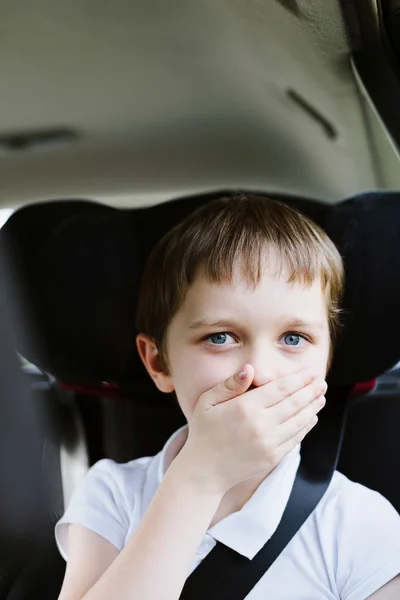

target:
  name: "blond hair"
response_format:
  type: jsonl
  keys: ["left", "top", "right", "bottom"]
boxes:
{"left": 136, "top": 194, "right": 344, "bottom": 370}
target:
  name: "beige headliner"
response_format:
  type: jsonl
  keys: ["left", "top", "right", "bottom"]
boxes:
{"left": 0, "top": 0, "right": 399, "bottom": 209}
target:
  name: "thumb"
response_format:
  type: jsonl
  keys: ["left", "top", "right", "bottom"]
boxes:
{"left": 202, "top": 364, "right": 254, "bottom": 408}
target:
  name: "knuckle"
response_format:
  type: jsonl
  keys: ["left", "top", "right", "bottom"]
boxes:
{"left": 250, "top": 422, "right": 265, "bottom": 441}
{"left": 236, "top": 398, "right": 252, "bottom": 420}
{"left": 295, "top": 413, "right": 309, "bottom": 430}
{"left": 294, "top": 429, "right": 307, "bottom": 443}
{"left": 296, "top": 421, "right": 313, "bottom": 442}
{"left": 258, "top": 436, "right": 275, "bottom": 457}
{"left": 297, "top": 415, "right": 317, "bottom": 439}
{"left": 265, "top": 445, "right": 279, "bottom": 465}
{"left": 197, "top": 390, "right": 208, "bottom": 406}
{"left": 276, "top": 379, "right": 290, "bottom": 396}
{"left": 290, "top": 393, "right": 303, "bottom": 411}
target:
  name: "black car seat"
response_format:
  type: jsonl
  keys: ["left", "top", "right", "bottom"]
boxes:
{"left": 327, "top": 192, "right": 400, "bottom": 511}
{"left": 1, "top": 190, "right": 400, "bottom": 599}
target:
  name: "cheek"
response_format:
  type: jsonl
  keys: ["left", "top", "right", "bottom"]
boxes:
{"left": 280, "top": 341, "right": 329, "bottom": 379}
{"left": 169, "top": 347, "right": 235, "bottom": 414}
{"left": 275, "top": 353, "right": 326, "bottom": 382}
{"left": 302, "top": 353, "right": 328, "bottom": 378}
{"left": 305, "top": 340, "right": 330, "bottom": 377}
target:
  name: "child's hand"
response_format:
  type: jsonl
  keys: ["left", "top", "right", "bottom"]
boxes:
{"left": 179, "top": 365, "right": 327, "bottom": 496}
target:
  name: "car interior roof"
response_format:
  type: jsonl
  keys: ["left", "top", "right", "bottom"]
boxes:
{"left": 0, "top": 0, "right": 399, "bottom": 210}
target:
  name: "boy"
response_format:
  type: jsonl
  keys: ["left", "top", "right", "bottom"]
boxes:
{"left": 56, "top": 195, "right": 400, "bottom": 600}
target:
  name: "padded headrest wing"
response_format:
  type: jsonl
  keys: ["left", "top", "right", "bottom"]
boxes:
{"left": 327, "top": 192, "right": 400, "bottom": 385}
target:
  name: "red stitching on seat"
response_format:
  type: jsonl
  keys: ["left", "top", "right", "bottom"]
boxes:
{"left": 350, "top": 379, "right": 377, "bottom": 398}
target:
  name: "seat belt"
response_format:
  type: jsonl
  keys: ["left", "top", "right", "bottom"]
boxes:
{"left": 179, "top": 385, "right": 349, "bottom": 600}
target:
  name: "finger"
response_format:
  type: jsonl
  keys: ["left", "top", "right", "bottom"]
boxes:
{"left": 251, "top": 368, "right": 319, "bottom": 409}
{"left": 201, "top": 364, "right": 255, "bottom": 408}
{"left": 277, "top": 395, "right": 325, "bottom": 444}
{"left": 274, "top": 380, "right": 327, "bottom": 424}
{"left": 275, "top": 412, "right": 320, "bottom": 458}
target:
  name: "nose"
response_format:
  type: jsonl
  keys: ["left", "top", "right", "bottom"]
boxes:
{"left": 250, "top": 369, "right": 275, "bottom": 389}
{"left": 247, "top": 346, "right": 278, "bottom": 388}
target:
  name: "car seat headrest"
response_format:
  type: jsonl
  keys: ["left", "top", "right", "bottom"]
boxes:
{"left": 37, "top": 209, "right": 140, "bottom": 384}
{"left": 326, "top": 191, "right": 400, "bottom": 385}
{"left": 2, "top": 191, "right": 400, "bottom": 389}
{"left": 1, "top": 200, "right": 137, "bottom": 386}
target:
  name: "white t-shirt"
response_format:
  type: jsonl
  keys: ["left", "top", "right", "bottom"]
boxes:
{"left": 55, "top": 426, "right": 400, "bottom": 599}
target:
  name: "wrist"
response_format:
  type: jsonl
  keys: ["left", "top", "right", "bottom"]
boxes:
{"left": 168, "top": 446, "right": 227, "bottom": 500}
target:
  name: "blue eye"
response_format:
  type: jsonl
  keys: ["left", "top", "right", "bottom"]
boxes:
{"left": 283, "top": 333, "right": 307, "bottom": 347}
{"left": 208, "top": 332, "right": 235, "bottom": 345}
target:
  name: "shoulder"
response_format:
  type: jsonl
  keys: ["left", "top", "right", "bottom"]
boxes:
{"left": 322, "top": 471, "right": 399, "bottom": 533}
{"left": 74, "top": 455, "right": 155, "bottom": 512}
{"left": 313, "top": 471, "right": 400, "bottom": 600}
{"left": 55, "top": 454, "right": 157, "bottom": 559}
{"left": 89, "top": 455, "right": 154, "bottom": 495}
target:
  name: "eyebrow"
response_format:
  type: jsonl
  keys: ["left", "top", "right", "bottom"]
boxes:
{"left": 189, "top": 319, "right": 324, "bottom": 330}
{"left": 189, "top": 318, "right": 325, "bottom": 331}
{"left": 281, "top": 318, "right": 325, "bottom": 331}
{"left": 189, "top": 319, "right": 239, "bottom": 330}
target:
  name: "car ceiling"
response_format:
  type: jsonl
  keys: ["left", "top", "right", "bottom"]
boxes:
{"left": 0, "top": 0, "right": 399, "bottom": 209}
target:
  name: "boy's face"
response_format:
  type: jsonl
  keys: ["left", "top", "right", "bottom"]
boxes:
{"left": 141, "top": 258, "right": 331, "bottom": 422}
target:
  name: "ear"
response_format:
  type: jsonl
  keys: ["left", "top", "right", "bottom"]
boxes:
{"left": 136, "top": 333, "right": 175, "bottom": 393}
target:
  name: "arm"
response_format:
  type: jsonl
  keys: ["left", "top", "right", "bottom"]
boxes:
{"left": 58, "top": 452, "right": 223, "bottom": 600}
{"left": 367, "top": 575, "right": 400, "bottom": 600}
{"left": 57, "top": 527, "right": 119, "bottom": 600}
